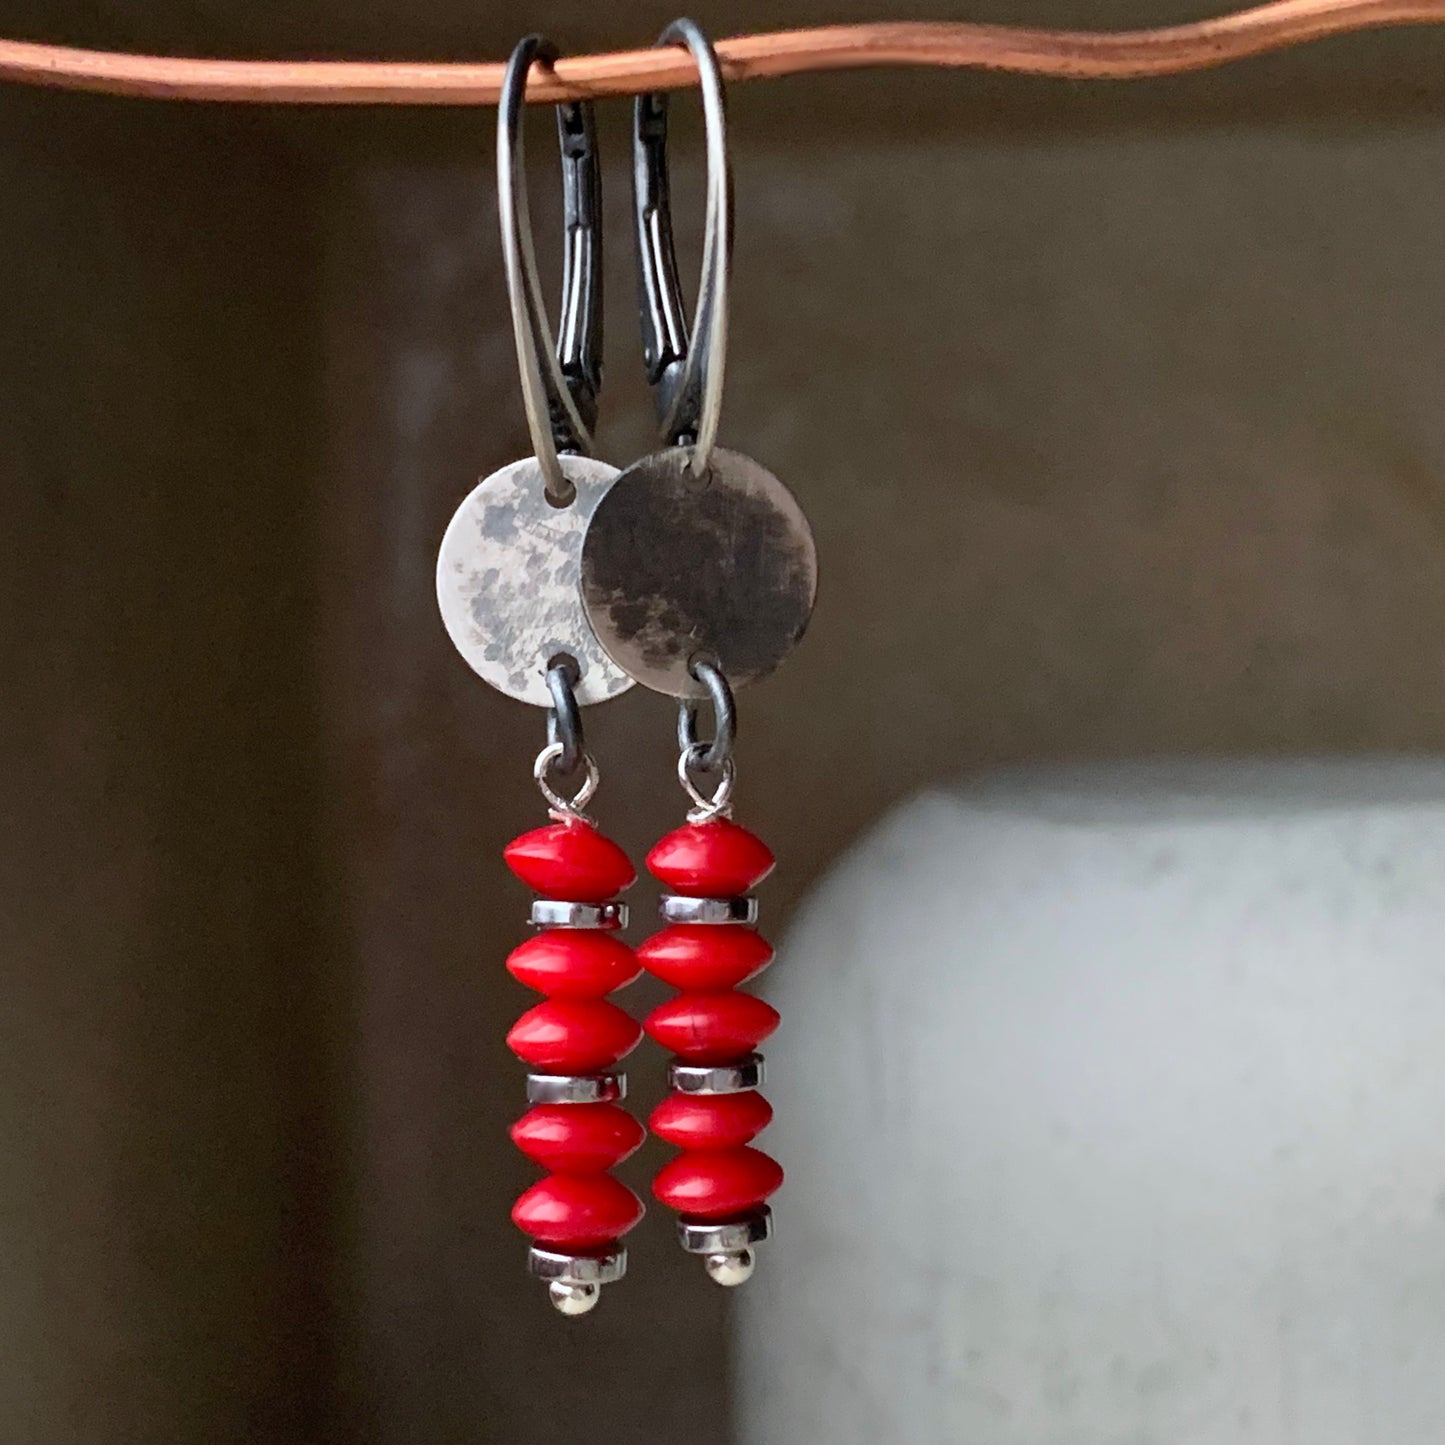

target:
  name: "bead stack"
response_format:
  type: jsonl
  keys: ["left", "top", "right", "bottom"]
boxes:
{"left": 504, "top": 820, "right": 646, "bottom": 1315}
{"left": 641, "top": 818, "right": 784, "bottom": 1284}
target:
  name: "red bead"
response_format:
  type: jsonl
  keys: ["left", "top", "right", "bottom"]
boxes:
{"left": 504, "top": 822, "right": 635, "bottom": 902}
{"left": 511, "top": 1103, "right": 645, "bottom": 1172}
{"left": 506, "top": 930, "right": 640, "bottom": 997}
{"left": 646, "top": 820, "right": 775, "bottom": 896}
{"left": 652, "top": 1147, "right": 783, "bottom": 1219}
{"left": 644, "top": 991, "right": 779, "bottom": 1063}
{"left": 507, "top": 998, "right": 642, "bottom": 1071}
{"left": 650, "top": 1091, "right": 773, "bottom": 1150}
{"left": 637, "top": 925, "right": 773, "bottom": 990}
{"left": 512, "top": 1172, "right": 644, "bottom": 1248}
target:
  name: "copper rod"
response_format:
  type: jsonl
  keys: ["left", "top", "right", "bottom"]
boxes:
{"left": 0, "top": 0, "right": 1442, "bottom": 105}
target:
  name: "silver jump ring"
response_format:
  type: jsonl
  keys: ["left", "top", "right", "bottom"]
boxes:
{"left": 535, "top": 741, "right": 600, "bottom": 819}
{"left": 678, "top": 740, "right": 735, "bottom": 822}
{"left": 498, "top": 36, "right": 600, "bottom": 506}
{"left": 676, "top": 656, "right": 735, "bottom": 772}
{"left": 545, "top": 659, "right": 585, "bottom": 775}
{"left": 633, "top": 18, "right": 731, "bottom": 475}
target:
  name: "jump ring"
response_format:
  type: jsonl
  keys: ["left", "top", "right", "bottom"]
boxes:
{"left": 536, "top": 741, "right": 600, "bottom": 818}
{"left": 678, "top": 740, "right": 735, "bottom": 821}
{"left": 675, "top": 656, "right": 735, "bottom": 772}
{"left": 545, "top": 659, "right": 585, "bottom": 775}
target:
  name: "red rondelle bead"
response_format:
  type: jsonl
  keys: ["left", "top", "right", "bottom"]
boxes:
{"left": 507, "top": 998, "right": 643, "bottom": 1071}
{"left": 644, "top": 991, "right": 780, "bottom": 1063}
{"left": 650, "top": 1091, "right": 774, "bottom": 1150}
{"left": 652, "top": 1146, "right": 784, "bottom": 1219}
{"left": 506, "top": 930, "right": 640, "bottom": 997}
{"left": 511, "top": 1103, "right": 646, "bottom": 1173}
{"left": 646, "top": 820, "right": 775, "bottom": 896}
{"left": 504, "top": 821, "right": 635, "bottom": 902}
{"left": 637, "top": 925, "right": 774, "bottom": 991}
{"left": 512, "top": 1172, "right": 645, "bottom": 1249}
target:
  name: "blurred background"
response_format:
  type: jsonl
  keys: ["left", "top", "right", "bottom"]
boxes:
{"left": 2, "top": 1, "right": 1445, "bottom": 1442}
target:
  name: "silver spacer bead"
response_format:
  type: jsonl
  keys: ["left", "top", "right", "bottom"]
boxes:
{"left": 677, "top": 1207, "right": 773, "bottom": 1256}
{"left": 531, "top": 899, "right": 628, "bottom": 930}
{"left": 658, "top": 894, "right": 757, "bottom": 926}
{"left": 526, "top": 1072, "right": 626, "bottom": 1105}
{"left": 668, "top": 1054, "right": 764, "bottom": 1095}
{"left": 528, "top": 1245, "right": 628, "bottom": 1286}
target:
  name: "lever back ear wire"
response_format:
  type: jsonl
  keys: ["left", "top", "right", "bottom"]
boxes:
{"left": 438, "top": 34, "right": 633, "bottom": 711}
{"left": 497, "top": 34, "right": 604, "bottom": 505}
{"left": 632, "top": 17, "right": 731, "bottom": 475}
{"left": 580, "top": 15, "right": 815, "bottom": 701}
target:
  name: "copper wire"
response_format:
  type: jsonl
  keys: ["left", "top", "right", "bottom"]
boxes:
{"left": 1, "top": 0, "right": 1443, "bottom": 106}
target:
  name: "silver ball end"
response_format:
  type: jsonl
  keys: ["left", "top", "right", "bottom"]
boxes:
{"left": 549, "top": 1279, "right": 600, "bottom": 1316}
{"left": 703, "top": 1249, "right": 756, "bottom": 1287}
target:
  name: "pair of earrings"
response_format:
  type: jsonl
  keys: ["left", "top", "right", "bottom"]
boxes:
{"left": 437, "top": 21, "right": 817, "bottom": 1317}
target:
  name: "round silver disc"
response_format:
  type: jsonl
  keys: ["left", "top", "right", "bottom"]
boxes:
{"left": 436, "top": 455, "right": 635, "bottom": 707}
{"left": 580, "top": 447, "right": 817, "bottom": 698}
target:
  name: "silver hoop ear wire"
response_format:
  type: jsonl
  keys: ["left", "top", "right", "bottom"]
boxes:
{"left": 633, "top": 18, "right": 731, "bottom": 476}
{"left": 497, "top": 36, "right": 599, "bottom": 506}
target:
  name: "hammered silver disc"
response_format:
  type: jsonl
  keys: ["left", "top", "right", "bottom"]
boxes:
{"left": 579, "top": 446, "right": 817, "bottom": 697}
{"left": 436, "top": 455, "right": 634, "bottom": 707}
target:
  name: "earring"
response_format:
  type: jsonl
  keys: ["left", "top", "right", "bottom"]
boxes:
{"left": 646, "top": 660, "right": 782, "bottom": 1286}
{"left": 435, "top": 34, "right": 643, "bottom": 1317}
{"left": 579, "top": 19, "right": 819, "bottom": 1286}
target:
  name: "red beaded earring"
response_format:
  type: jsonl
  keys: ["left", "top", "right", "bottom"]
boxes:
{"left": 503, "top": 723, "right": 647, "bottom": 1315}
{"left": 435, "top": 36, "right": 648, "bottom": 1316}
{"left": 575, "top": 20, "right": 818, "bottom": 1292}
{"left": 640, "top": 662, "right": 784, "bottom": 1285}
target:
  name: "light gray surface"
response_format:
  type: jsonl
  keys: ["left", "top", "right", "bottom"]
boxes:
{"left": 741, "top": 761, "right": 1445, "bottom": 1444}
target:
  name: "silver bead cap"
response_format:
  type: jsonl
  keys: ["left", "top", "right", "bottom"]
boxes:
{"left": 668, "top": 1054, "right": 764, "bottom": 1095}
{"left": 658, "top": 894, "right": 757, "bottom": 926}
{"left": 678, "top": 1207, "right": 773, "bottom": 1255}
{"left": 526, "top": 1072, "right": 626, "bottom": 1104}
{"left": 531, "top": 899, "right": 628, "bottom": 930}
{"left": 528, "top": 1245, "right": 628, "bottom": 1285}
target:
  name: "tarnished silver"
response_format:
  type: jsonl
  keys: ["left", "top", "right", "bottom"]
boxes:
{"left": 677, "top": 1207, "right": 773, "bottom": 1255}
{"left": 497, "top": 35, "right": 600, "bottom": 505}
{"left": 534, "top": 741, "right": 599, "bottom": 819}
{"left": 528, "top": 1245, "right": 628, "bottom": 1285}
{"left": 679, "top": 741, "right": 736, "bottom": 822}
{"left": 526, "top": 1072, "right": 626, "bottom": 1104}
{"left": 580, "top": 445, "right": 817, "bottom": 698}
{"left": 632, "top": 19, "right": 731, "bottom": 474}
{"left": 530, "top": 899, "right": 628, "bottom": 931}
{"left": 676, "top": 657, "right": 736, "bottom": 773}
{"left": 659, "top": 894, "right": 757, "bottom": 926}
{"left": 544, "top": 658, "right": 585, "bottom": 775}
{"left": 668, "top": 1054, "right": 765, "bottom": 1094}
{"left": 436, "top": 454, "right": 633, "bottom": 708}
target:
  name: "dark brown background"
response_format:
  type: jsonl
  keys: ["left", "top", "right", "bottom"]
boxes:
{"left": 4, "top": 3, "right": 1445, "bottom": 1442}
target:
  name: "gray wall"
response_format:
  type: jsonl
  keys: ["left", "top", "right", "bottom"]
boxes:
{"left": 0, "top": 84, "right": 335, "bottom": 1443}
{"left": 318, "top": 101, "right": 1445, "bottom": 1442}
